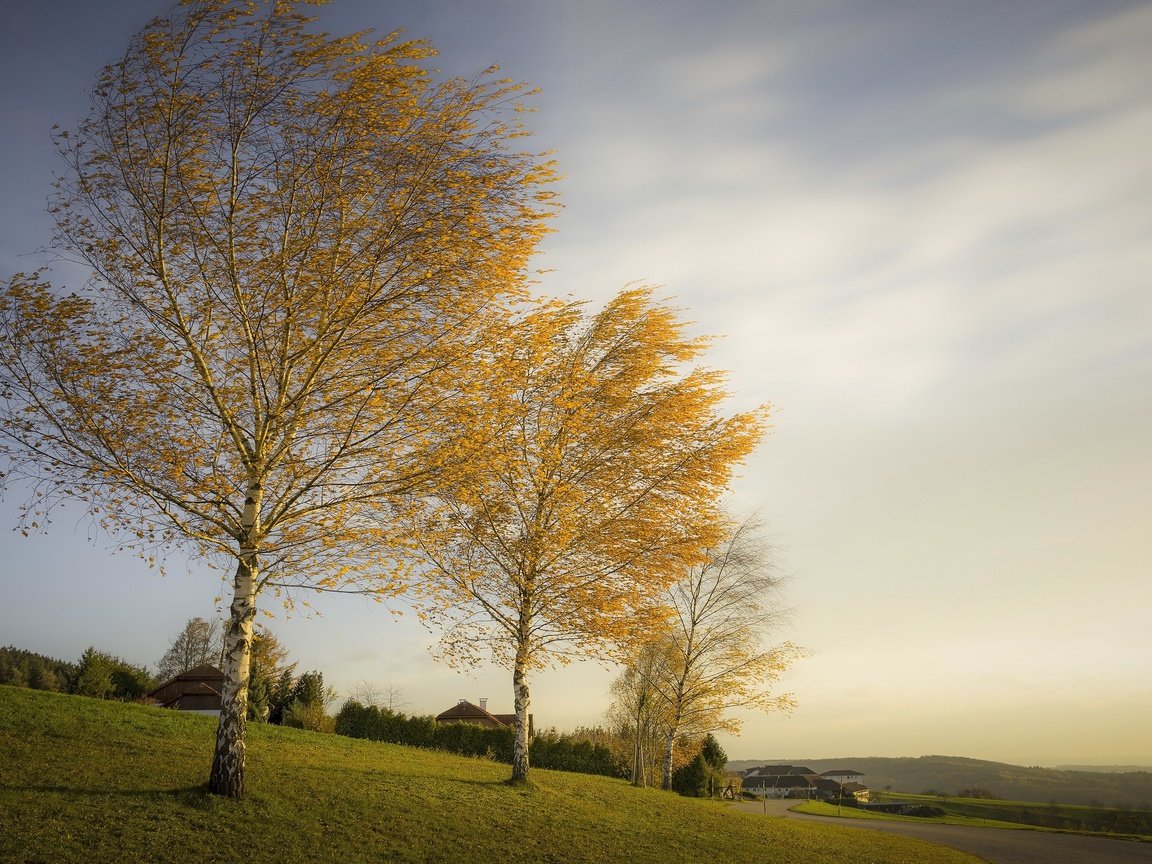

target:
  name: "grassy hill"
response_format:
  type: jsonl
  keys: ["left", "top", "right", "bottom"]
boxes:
{"left": 730, "top": 756, "right": 1152, "bottom": 807}
{"left": 0, "top": 686, "right": 983, "bottom": 864}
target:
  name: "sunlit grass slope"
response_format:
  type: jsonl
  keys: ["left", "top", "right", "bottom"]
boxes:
{"left": 0, "top": 686, "right": 980, "bottom": 863}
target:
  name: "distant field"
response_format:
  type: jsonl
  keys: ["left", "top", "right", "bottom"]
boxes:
{"left": 793, "top": 792, "right": 1152, "bottom": 841}
{"left": 870, "top": 791, "right": 1152, "bottom": 838}
{"left": 0, "top": 686, "right": 982, "bottom": 864}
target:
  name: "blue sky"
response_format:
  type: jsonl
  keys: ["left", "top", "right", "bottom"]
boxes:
{"left": 1, "top": 0, "right": 1150, "bottom": 766}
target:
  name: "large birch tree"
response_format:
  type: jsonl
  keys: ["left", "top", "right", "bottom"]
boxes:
{"left": 0, "top": 0, "right": 554, "bottom": 798}
{"left": 407, "top": 288, "right": 768, "bottom": 782}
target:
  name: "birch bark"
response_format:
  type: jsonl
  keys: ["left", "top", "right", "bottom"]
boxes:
{"left": 632, "top": 696, "right": 647, "bottom": 787}
{"left": 662, "top": 645, "right": 692, "bottom": 790}
{"left": 208, "top": 478, "right": 261, "bottom": 798}
{"left": 511, "top": 643, "right": 531, "bottom": 783}
{"left": 661, "top": 725, "right": 678, "bottom": 791}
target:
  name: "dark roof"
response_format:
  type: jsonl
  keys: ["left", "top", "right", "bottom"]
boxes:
{"left": 146, "top": 664, "right": 224, "bottom": 710}
{"left": 146, "top": 664, "right": 224, "bottom": 698}
{"left": 434, "top": 700, "right": 534, "bottom": 738}
{"left": 743, "top": 765, "right": 816, "bottom": 777}
{"left": 177, "top": 663, "right": 223, "bottom": 680}
{"left": 820, "top": 769, "right": 865, "bottom": 778}
{"left": 743, "top": 774, "right": 815, "bottom": 789}
{"left": 435, "top": 700, "right": 513, "bottom": 727}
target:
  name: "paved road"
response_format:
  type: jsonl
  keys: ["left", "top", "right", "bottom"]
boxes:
{"left": 734, "top": 800, "right": 1152, "bottom": 864}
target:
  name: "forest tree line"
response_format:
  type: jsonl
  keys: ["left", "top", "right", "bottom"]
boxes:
{"left": 0, "top": 622, "right": 335, "bottom": 732}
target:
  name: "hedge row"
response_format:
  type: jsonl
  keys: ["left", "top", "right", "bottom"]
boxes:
{"left": 334, "top": 701, "right": 625, "bottom": 779}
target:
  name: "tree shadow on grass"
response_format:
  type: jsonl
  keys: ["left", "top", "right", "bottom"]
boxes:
{"left": 1, "top": 781, "right": 220, "bottom": 808}
{"left": 443, "top": 776, "right": 521, "bottom": 790}
{"left": 437, "top": 775, "right": 542, "bottom": 798}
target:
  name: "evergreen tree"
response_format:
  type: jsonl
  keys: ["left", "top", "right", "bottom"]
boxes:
{"left": 72, "top": 647, "right": 116, "bottom": 699}
{"left": 288, "top": 671, "right": 329, "bottom": 708}
{"left": 71, "top": 647, "right": 155, "bottom": 700}
{"left": 672, "top": 754, "right": 710, "bottom": 798}
{"left": 701, "top": 733, "right": 727, "bottom": 771}
{"left": 0, "top": 647, "right": 76, "bottom": 691}
{"left": 111, "top": 663, "right": 155, "bottom": 700}
{"left": 280, "top": 671, "right": 336, "bottom": 732}
{"left": 247, "top": 629, "right": 296, "bottom": 723}
{"left": 6, "top": 666, "right": 28, "bottom": 689}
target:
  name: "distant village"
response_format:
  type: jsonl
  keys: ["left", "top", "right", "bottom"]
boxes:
{"left": 738, "top": 764, "right": 868, "bottom": 801}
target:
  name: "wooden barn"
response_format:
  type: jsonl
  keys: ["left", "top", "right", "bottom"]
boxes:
{"left": 147, "top": 664, "right": 224, "bottom": 715}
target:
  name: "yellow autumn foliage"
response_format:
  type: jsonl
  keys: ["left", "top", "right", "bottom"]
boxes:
{"left": 405, "top": 287, "right": 769, "bottom": 780}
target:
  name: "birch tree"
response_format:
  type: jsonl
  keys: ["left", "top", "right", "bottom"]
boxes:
{"left": 407, "top": 288, "right": 768, "bottom": 782}
{"left": 647, "top": 516, "right": 802, "bottom": 790}
{"left": 0, "top": 0, "right": 555, "bottom": 798}
{"left": 605, "top": 640, "right": 675, "bottom": 787}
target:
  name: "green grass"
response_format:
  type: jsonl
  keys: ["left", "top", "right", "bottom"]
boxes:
{"left": 0, "top": 686, "right": 983, "bottom": 864}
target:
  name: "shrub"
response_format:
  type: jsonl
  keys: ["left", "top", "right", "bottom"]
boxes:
{"left": 900, "top": 805, "right": 946, "bottom": 818}
{"left": 282, "top": 699, "right": 336, "bottom": 733}
{"left": 828, "top": 794, "right": 860, "bottom": 808}
{"left": 672, "top": 755, "right": 710, "bottom": 797}
{"left": 529, "top": 730, "right": 623, "bottom": 778}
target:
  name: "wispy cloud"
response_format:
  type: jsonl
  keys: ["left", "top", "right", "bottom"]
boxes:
{"left": 540, "top": 2, "right": 1152, "bottom": 425}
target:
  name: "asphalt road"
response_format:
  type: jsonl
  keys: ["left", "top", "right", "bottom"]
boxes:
{"left": 734, "top": 799, "right": 1152, "bottom": 864}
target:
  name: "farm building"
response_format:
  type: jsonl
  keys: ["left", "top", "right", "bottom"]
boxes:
{"left": 146, "top": 664, "right": 224, "bottom": 715}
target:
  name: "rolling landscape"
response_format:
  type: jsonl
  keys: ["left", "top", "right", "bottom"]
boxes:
{"left": 0, "top": 3, "right": 1148, "bottom": 864}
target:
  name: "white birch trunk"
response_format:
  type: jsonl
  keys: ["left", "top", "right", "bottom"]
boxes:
{"left": 661, "top": 725, "right": 678, "bottom": 791}
{"left": 511, "top": 646, "right": 531, "bottom": 783}
{"left": 632, "top": 697, "right": 646, "bottom": 787}
{"left": 662, "top": 661, "right": 690, "bottom": 790}
{"left": 209, "top": 478, "right": 261, "bottom": 798}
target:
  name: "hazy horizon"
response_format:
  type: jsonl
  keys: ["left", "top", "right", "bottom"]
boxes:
{"left": 728, "top": 756, "right": 1152, "bottom": 772}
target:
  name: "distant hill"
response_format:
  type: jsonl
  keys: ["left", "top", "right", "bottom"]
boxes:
{"left": 729, "top": 755, "right": 1152, "bottom": 807}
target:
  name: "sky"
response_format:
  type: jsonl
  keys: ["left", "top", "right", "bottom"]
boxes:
{"left": 1, "top": 0, "right": 1149, "bottom": 768}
